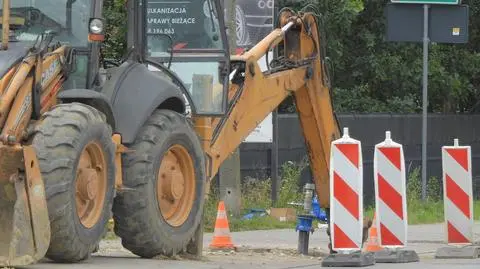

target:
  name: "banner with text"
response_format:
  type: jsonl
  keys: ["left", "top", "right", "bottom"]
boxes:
{"left": 146, "top": 1, "right": 204, "bottom": 39}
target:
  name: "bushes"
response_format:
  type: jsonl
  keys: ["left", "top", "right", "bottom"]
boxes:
{"left": 204, "top": 160, "right": 456, "bottom": 233}
{"left": 405, "top": 167, "right": 444, "bottom": 224}
{"left": 406, "top": 166, "right": 442, "bottom": 203}
{"left": 203, "top": 160, "right": 307, "bottom": 232}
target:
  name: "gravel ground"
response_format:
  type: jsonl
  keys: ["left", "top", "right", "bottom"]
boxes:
{"left": 5, "top": 223, "right": 480, "bottom": 269}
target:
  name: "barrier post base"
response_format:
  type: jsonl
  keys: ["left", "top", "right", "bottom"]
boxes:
{"left": 435, "top": 245, "right": 480, "bottom": 259}
{"left": 373, "top": 248, "right": 419, "bottom": 263}
{"left": 321, "top": 251, "right": 375, "bottom": 267}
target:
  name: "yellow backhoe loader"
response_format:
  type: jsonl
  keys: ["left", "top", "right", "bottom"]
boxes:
{"left": 0, "top": 0, "right": 358, "bottom": 266}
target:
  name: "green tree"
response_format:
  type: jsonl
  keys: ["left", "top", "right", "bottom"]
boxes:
{"left": 277, "top": 0, "right": 480, "bottom": 114}
{"left": 102, "top": 0, "right": 127, "bottom": 61}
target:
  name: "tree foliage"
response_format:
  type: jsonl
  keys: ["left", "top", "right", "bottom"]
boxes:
{"left": 278, "top": 0, "right": 480, "bottom": 113}
{"left": 101, "top": 0, "right": 480, "bottom": 113}
{"left": 102, "top": 0, "right": 127, "bottom": 61}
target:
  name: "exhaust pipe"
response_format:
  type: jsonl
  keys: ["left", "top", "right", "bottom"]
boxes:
{"left": 2, "top": 0, "right": 10, "bottom": 50}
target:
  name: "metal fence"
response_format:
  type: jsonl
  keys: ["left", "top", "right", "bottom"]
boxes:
{"left": 238, "top": 113, "right": 480, "bottom": 205}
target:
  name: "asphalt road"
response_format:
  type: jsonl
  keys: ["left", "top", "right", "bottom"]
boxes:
{"left": 28, "top": 251, "right": 480, "bottom": 269}
{"left": 20, "top": 222, "right": 480, "bottom": 269}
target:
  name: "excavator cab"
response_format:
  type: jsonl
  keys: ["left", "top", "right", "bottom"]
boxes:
{"left": 0, "top": 0, "right": 104, "bottom": 266}
{"left": 0, "top": 0, "right": 105, "bottom": 88}
{"left": 139, "top": 0, "right": 230, "bottom": 116}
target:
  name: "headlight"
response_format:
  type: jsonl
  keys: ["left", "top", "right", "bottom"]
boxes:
{"left": 89, "top": 18, "right": 104, "bottom": 34}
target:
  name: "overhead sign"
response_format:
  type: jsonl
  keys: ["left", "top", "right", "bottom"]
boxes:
{"left": 391, "top": 0, "right": 461, "bottom": 4}
{"left": 386, "top": 3, "right": 469, "bottom": 44}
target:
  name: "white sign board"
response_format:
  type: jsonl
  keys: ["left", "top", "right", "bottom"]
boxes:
{"left": 243, "top": 51, "right": 273, "bottom": 143}
{"left": 240, "top": 0, "right": 274, "bottom": 143}
{"left": 244, "top": 111, "right": 273, "bottom": 143}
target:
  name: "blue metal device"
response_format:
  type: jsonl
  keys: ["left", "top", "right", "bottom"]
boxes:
{"left": 296, "top": 183, "right": 317, "bottom": 255}
{"left": 311, "top": 196, "right": 328, "bottom": 222}
{"left": 296, "top": 214, "right": 314, "bottom": 233}
{"left": 295, "top": 194, "right": 328, "bottom": 232}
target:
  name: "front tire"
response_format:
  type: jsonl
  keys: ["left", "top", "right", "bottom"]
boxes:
{"left": 112, "top": 109, "right": 206, "bottom": 258}
{"left": 32, "top": 103, "right": 116, "bottom": 262}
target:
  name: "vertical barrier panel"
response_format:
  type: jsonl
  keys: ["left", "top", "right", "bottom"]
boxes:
{"left": 442, "top": 139, "right": 474, "bottom": 245}
{"left": 330, "top": 127, "right": 363, "bottom": 251}
{"left": 374, "top": 131, "right": 408, "bottom": 248}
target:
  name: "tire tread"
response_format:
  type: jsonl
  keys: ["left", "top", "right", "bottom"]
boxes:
{"left": 32, "top": 103, "right": 115, "bottom": 262}
{"left": 113, "top": 109, "right": 205, "bottom": 258}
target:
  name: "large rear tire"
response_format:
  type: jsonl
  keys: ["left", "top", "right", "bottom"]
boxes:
{"left": 112, "top": 109, "right": 206, "bottom": 258}
{"left": 32, "top": 103, "right": 116, "bottom": 262}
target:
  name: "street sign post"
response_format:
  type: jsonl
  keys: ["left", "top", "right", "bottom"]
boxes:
{"left": 386, "top": 1, "right": 469, "bottom": 201}
{"left": 421, "top": 4, "right": 429, "bottom": 202}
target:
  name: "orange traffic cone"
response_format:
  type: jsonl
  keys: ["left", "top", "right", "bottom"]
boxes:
{"left": 209, "top": 201, "right": 236, "bottom": 250}
{"left": 363, "top": 213, "right": 383, "bottom": 252}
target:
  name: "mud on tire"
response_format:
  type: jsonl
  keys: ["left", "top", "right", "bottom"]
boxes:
{"left": 112, "top": 109, "right": 206, "bottom": 258}
{"left": 32, "top": 103, "right": 116, "bottom": 262}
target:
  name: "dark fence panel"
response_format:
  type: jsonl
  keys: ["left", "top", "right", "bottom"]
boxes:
{"left": 238, "top": 113, "right": 480, "bottom": 205}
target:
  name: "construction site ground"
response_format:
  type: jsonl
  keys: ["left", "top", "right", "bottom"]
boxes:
{"left": 28, "top": 222, "right": 480, "bottom": 269}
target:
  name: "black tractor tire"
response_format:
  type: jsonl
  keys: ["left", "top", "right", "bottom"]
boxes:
{"left": 112, "top": 109, "right": 206, "bottom": 258}
{"left": 32, "top": 103, "right": 116, "bottom": 262}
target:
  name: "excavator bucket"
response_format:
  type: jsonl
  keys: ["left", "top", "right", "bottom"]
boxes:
{"left": 0, "top": 145, "right": 50, "bottom": 267}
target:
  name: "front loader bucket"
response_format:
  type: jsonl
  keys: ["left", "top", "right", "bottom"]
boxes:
{"left": 0, "top": 145, "right": 50, "bottom": 266}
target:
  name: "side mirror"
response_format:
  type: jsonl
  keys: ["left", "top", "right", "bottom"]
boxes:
{"left": 88, "top": 17, "right": 105, "bottom": 42}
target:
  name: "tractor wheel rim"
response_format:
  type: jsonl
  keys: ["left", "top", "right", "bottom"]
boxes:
{"left": 75, "top": 141, "right": 107, "bottom": 229}
{"left": 157, "top": 144, "right": 195, "bottom": 227}
{"left": 236, "top": 6, "right": 245, "bottom": 42}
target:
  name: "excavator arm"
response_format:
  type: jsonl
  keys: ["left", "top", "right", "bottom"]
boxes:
{"left": 194, "top": 9, "right": 341, "bottom": 208}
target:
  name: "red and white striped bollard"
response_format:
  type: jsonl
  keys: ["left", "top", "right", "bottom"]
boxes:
{"left": 441, "top": 139, "right": 474, "bottom": 245}
{"left": 372, "top": 131, "right": 418, "bottom": 263}
{"left": 329, "top": 127, "right": 364, "bottom": 252}
{"left": 435, "top": 139, "right": 479, "bottom": 259}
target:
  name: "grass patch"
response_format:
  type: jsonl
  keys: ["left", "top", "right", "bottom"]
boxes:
{"left": 228, "top": 216, "right": 295, "bottom": 232}
{"left": 365, "top": 200, "right": 480, "bottom": 225}
{"left": 476, "top": 201, "right": 480, "bottom": 221}
{"left": 405, "top": 200, "right": 480, "bottom": 224}
{"left": 406, "top": 199, "right": 444, "bottom": 224}
{"left": 365, "top": 167, "right": 480, "bottom": 225}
